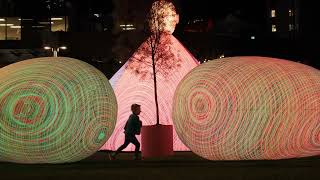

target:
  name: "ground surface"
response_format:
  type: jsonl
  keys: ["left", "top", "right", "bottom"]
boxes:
{"left": 1, "top": 151, "right": 319, "bottom": 180}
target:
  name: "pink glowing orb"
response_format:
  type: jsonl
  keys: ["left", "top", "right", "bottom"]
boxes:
{"left": 173, "top": 56, "right": 320, "bottom": 160}
{"left": 101, "top": 34, "right": 199, "bottom": 151}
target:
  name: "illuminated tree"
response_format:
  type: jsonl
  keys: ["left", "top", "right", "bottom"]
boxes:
{"left": 127, "top": 0, "right": 181, "bottom": 125}
{"left": 102, "top": 0, "right": 199, "bottom": 151}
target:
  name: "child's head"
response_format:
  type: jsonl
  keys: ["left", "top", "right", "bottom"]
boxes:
{"left": 131, "top": 104, "right": 141, "bottom": 115}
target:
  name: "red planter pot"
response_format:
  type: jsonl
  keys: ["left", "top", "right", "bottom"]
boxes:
{"left": 141, "top": 124, "right": 173, "bottom": 158}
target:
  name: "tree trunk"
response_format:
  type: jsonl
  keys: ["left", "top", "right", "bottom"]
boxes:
{"left": 152, "top": 52, "right": 160, "bottom": 125}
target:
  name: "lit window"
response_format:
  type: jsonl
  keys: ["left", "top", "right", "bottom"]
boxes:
{"left": 0, "top": 17, "right": 21, "bottom": 40}
{"left": 272, "top": 24, "right": 277, "bottom": 32}
{"left": 289, "top": 24, "right": 294, "bottom": 31}
{"left": 7, "top": 17, "right": 21, "bottom": 40}
{"left": 289, "top": 9, "right": 293, "bottom": 16}
{"left": 251, "top": 36, "right": 255, "bottom": 40}
{"left": 119, "top": 24, "right": 134, "bottom": 27}
{"left": 51, "top": 16, "right": 68, "bottom": 32}
{"left": 120, "top": 24, "right": 136, "bottom": 31}
{"left": 271, "top": 9, "right": 276, "bottom": 17}
{"left": 0, "top": 17, "right": 5, "bottom": 40}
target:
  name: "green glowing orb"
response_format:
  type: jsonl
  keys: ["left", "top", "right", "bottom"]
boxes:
{"left": 0, "top": 57, "right": 117, "bottom": 164}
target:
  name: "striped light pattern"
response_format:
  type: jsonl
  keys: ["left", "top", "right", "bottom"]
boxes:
{"left": 0, "top": 57, "right": 117, "bottom": 164}
{"left": 101, "top": 35, "right": 199, "bottom": 151}
{"left": 173, "top": 56, "right": 320, "bottom": 160}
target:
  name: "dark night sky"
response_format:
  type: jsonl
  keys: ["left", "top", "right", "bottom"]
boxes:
{"left": 80, "top": 0, "right": 267, "bottom": 21}
{"left": 1, "top": 0, "right": 319, "bottom": 68}
{"left": 9, "top": 0, "right": 266, "bottom": 21}
{"left": 180, "top": 0, "right": 266, "bottom": 21}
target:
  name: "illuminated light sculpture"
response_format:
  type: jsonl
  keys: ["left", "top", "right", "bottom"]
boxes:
{"left": 0, "top": 57, "right": 117, "bottom": 164}
{"left": 173, "top": 56, "right": 320, "bottom": 160}
{"left": 102, "top": 0, "right": 199, "bottom": 151}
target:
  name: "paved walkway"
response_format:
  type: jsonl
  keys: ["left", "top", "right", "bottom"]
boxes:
{"left": 1, "top": 151, "right": 320, "bottom": 180}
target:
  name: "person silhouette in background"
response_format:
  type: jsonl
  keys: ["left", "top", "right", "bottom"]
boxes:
{"left": 109, "top": 104, "right": 143, "bottom": 160}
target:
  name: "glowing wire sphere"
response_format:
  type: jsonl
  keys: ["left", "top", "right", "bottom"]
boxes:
{"left": 173, "top": 56, "right": 320, "bottom": 160}
{"left": 0, "top": 57, "right": 117, "bottom": 164}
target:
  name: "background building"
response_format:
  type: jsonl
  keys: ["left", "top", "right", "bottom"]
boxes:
{"left": 265, "top": 0, "right": 320, "bottom": 67}
{"left": 0, "top": 0, "right": 319, "bottom": 73}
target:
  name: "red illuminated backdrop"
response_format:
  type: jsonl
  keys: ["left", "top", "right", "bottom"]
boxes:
{"left": 102, "top": 0, "right": 199, "bottom": 151}
{"left": 101, "top": 34, "right": 199, "bottom": 151}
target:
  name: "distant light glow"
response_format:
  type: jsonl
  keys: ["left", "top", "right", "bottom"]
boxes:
{"left": 32, "top": 25, "right": 45, "bottom": 28}
{"left": 51, "top": 17, "right": 63, "bottom": 21}
{"left": 289, "top": 24, "right": 294, "bottom": 31}
{"left": 119, "top": 24, "right": 135, "bottom": 31}
{"left": 289, "top": 9, "right": 293, "bottom": 16}
{"left": 0, "top": 24, "right": 14, "bottom": 26}
{"left": 122, "top": 27, "right": 136, "bottom": 31}
{"left": 10, "top": 26, "right": 22, "bottom": 29}
{"left": 119, "top": 24, "right": 134, "bottom": 27}
{"left": 39, "top": 21, "right": 54, "bottom": 25}
{"left": 271, "top": 9, "right": 276, "bottom": 17}
{"left": 272, "top": 24, "right": 277, "bottom": 32}
{"left": 18, "top": 18, "right": 33, "bottom": 21}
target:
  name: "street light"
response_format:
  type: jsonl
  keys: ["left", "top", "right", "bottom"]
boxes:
{"left": 44, "top": 46, "right": 67, "bottom": 57}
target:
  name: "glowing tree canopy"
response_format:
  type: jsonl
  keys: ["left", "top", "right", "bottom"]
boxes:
{"left": 0, "top": 57, "right": 117, "bottom": 164}
{"left": 149, "top": 0, "right": 179, "bottom": 34}
{"left": 173, "top": 56, "right": 320, "bottom": 160}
